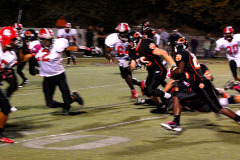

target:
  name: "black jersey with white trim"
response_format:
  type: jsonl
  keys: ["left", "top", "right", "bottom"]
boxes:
{"left": 131, "top": 39, "right": 167, "bottom": 74}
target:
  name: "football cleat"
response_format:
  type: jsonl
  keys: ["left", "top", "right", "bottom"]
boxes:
{"left": 223, "top": 80, "right": 235, "bottom": 90}
{"left": 18, "top": 80, "right": 29, "bottom": 88}
{"left": 137, "top": 98, "right": 146, "bottom": 104}
{"left": 161, "top": 121, "right": 182, "bottom": 132}
{"left": 131, "top": 89, "right": 138, "bottom": 99}
{"left": 140, "top": 81, "right": 145, "bottom": 95}
{"left": 62, "top": 108, "right": 69, "bottom": 116}
{"left": 10, "top": 106, "right": 18, "bottom": 112}
{"left": 0, "top": 137, "right": 14, "bottom": 143}
{"left": 72, "top": 91, "right": 84, "bottom": 105}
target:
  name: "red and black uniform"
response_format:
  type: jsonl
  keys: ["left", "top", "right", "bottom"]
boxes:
{"left": 172, "top": 49, "right": 223, "bottom": 113}
{"left": 130, "top": 39, "right": 167, "bottom": 97}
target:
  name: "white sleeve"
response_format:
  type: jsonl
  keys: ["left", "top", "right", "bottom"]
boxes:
{"left": 54, "top": 38, "right": 69, "bottom": 52}
{"left": 57, "top": 29, "right": 63, "bottom": 38}
{"left": 105, "top": 34, "right": 115, "bottom": 48}
{"left": 154, "top": 34, "right": 161, "bottom": 45}
{"left": 215, "top": 38, "right": 223, "bottom": 51}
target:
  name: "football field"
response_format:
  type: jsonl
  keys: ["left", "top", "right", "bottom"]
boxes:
{"left": 0, "top": 58, "right": 240, "bottom": 160}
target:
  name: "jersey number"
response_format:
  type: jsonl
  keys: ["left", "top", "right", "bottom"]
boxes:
{"left": 226, "top": 44, "right": 238, "bottom": 55}
{"left": 117, "top": 46, "right": 128, "bottom": 55}
{"left": 36, "top": 49, "right": 50, "bottom": 61}
{"left": 137, "top": 57, "right": 152, "bottom": 66}
{"left": 190, "top": 53, "right": 200, "bottom": 69}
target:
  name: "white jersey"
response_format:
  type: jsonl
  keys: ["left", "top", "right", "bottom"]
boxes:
{"left": 35, "top": 38, "right": 69, "bottom": 77}
{"left": 57, "top": 29, "right": 77, "bottom": 43}
{"left": 0, "top": 43, "right": 17, "bottom": 70}
{"left": 105, "top": 33, "right": 130, "bottom": 67}
{"left": 28, "top": 40, "right": 42, "bottom": 55}
{"left": 215, "top": 35, "right": 240, "bottom": 60}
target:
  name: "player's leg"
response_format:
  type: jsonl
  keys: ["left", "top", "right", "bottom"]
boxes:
{"left": 4, "top": 69, "right": 18, "bottom": 97}
{"left": 65, "top": 51, "right": 71, "bottom": 67}
{"left": 119, "top": 66, "right": 138, "bottom": 99}
{"left": 28, "top": 57, "right": 39, "bottom": 76}
{"left": 0, "top": 89, "right": 14, "bottom": 143}
{"left": 230, "top": 60, "right": 240, "bottom": 81}
{"left": 17, "top": 61, "right": 28, "bottom": 87}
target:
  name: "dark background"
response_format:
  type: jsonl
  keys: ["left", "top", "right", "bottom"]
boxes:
{"left": 1, "top": 0, "right": 239, "bottom": 35}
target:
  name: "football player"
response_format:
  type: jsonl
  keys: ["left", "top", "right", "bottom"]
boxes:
{"left": 104, "top": 23, "right": 144, "bottom": 99}
{"left": 128, "top": 31, "right": 175, "bottom": 104}
{"left": 161, "top": 37, "right": 240, "bottom": 132}
{"left": 214, "top": 26, "right": 240, "bottom": 81}
{"left": 24, "top": 28, "right": 84, "bottom": 116}
{"left": 57, "top": 22, "right": 77, "bottom": 67}
{"left": 0, "top": 26, "right": 19, "bottom": 143}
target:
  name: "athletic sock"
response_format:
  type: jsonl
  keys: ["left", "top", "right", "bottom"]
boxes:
{"left": 173, "top": 115, "right": 180, "bottom": 126}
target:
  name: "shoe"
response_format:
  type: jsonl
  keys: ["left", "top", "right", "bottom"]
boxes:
{"left": 0, "top": 137, "right": 14, "bottom": 143}
{"left": 10, "top": 106, "right": 17, "bottom": 112}
{"left": 67, "top": 64, "right": 70, "bottom": 67}
{"left": 72, "top": 91, "right": 84, "bottom": 105}
{"left": 18, "top": 80, "right": 29, "bottom": 88}
{"left": 74, "top": 62, "right": 77, "bottom": 65}
{"left": 161, "top": 122, "right": 182, "bottom": 132}
{"left": 140, "top": 81, "right": 145, "bottom": 95}
{"left": 223, "top": 80, "right": 235, "bottom": 90}
{"left": 131, "top": 89, "right": 138, "bottom": 99}
{"left": 62, "top": 108, "right": 69, "bottom": 116}
{"left": 137, "top": 98, "right": 145, "bottom": 104}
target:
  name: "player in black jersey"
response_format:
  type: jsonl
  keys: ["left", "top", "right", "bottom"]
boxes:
{"left": 128, "top": 31, "right": 176, "bottom": 105}
{"left": 161, "top": 37, "right": 240, "bottom": 132}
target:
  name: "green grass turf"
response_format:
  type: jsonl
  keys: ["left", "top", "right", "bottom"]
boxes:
{"left": 0, "top": 58, "right": 240, "bottom": 160}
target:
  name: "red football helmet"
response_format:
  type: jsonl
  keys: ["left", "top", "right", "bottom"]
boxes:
{"left": 0, "top": 26, "right": 18, "bottom": 47}
{"left": 12, "top": 23, "right": 23, "bottom": 30}
{"left": 65, "top": 22, "right": 72, "bottom": 28}
{"left": 38, "top": 28, "right": 54, "bottom": 39}
{"left": 115, "top": 23, "right": 130, "bottom": 41}
{"left": 223, "top": 26, "right": 234, "bottom": 41}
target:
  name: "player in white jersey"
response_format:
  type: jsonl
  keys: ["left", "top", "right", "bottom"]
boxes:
{"left": 0, "top": 26, "right": 18, "bottom": 143}
{"left": 104, "top": 23, "right": 145, "bottom": 99}
{"left": 24, "top": 28, "right": 84, "bottom": 116}
{"left": 57, "top": 22, "right": 77, "bottom": 67}
{"left": 214, "top": 26, "right": 240, "bottom": 81}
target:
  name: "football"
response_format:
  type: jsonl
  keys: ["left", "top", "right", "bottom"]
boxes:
{"left": 235, "top": 110, "right": 240, "bottom": 116}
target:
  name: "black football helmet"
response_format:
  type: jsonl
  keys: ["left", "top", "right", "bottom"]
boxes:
{"left": 174, "top": 37, "right": 188, "bottom": 52}
{"left": 24, "top": 29, "right": 38, "bottom": 41}
{"left": 128, "top": 31, "right": 142, "bottom": 49}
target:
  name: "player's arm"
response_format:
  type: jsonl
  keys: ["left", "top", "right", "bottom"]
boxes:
{"left": 129, "top": 59, "right": 137, "bottom": 71}
{"left": 23, "top": 54, "right": 34, "bottom": 62}
{"left": 104, "top": 47, "right": 114, "bottom": 63}
{"left": 152, "top": 48, "right": 176, "bottom": 66}
{"left": 171, "top": 61, "right": 185, "bottom": 79}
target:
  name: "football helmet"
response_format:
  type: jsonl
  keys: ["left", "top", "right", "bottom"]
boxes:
{"left": 223, "top": 26, "right": 234, "bottom": 41}
{"left": 0, "top": 26, "right": 18, "bottom": 48}
{"left": 174, "top": 37, "right": 188, "bottom": 52}
{"left": 115, "top": 23, "right": 130, "bottom": 42}
{"left": 12, "top": 23, "right": 23, "bottom": 30}
{"left": 65, "top": 22, "right": 72, "bottom": 28}
{"left": 141, "top": 22, "right": 150, "bottom": 31}
{"left": 38, "top": 28, "right": 54, "bottom": 49}
{"left": 128, "top": 31, "right": 142, "bottom": 49}
{"left": 24, "top": 29, "right": 38, "bottom": 41}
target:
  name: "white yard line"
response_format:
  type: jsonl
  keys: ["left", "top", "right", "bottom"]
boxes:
{"left": 0, "top": 114, "right": 170, "bottom": 147}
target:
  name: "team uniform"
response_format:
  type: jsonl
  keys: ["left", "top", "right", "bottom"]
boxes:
{"left": 32, "top": 33, "right": 83, "bottom": 115}
{"left": 57, "top": 27, "right": 77, "bottom": 66}
{"left": 130, "top": 38, "right": 167, "bottom": 98}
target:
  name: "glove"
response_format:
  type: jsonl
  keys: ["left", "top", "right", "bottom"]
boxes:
{"left": 91, "top": 47, "right": 102, "bottom": 55}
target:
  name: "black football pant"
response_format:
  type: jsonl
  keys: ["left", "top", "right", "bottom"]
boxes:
{"left": 145, "top": 71, "right": 167, "bottom": 97}
{"left": 17, "top": 61, "right": 27, "bottom": 81}
{"left": 192, "top": 80, "right": 222, "bottom": 113}
{"left": 4, "top": 69, "right": 18, "bottom": 97}
{"left": 43, "top": 72, "right": 72, "bottom": 110}
{"left": 65, "top": 51, "right": 76, "bottom": 65}
{"left": 0, "top": 88, "right": 11, "bottom": 115}
{"left": 229, "top": 60, "right": 238, "bottom": 79}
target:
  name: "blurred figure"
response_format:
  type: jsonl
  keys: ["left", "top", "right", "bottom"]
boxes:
{"left": 190, "top": 35, "right": 198, "bottom": 55}
{"left": 168, "top": 29, "right": 182, "bottom": 55}
{"left": 203, "top": 37, "right": 211, "bottom": 59}
{"left": 57, "top": 22, "right": 77, "bottom": 67}
{"left": 56, "top": 15, "right": 66, "bottom": 29}
{"left": 159, "top": 27, "right": 169, "bottom": 50}
{"left": 97, "top": 27, "right": 107, "bottom": 55}
{"left": 84, "top": 26, "right": 94, "bottom": 57}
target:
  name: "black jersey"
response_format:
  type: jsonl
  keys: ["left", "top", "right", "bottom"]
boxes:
{"left": 173, "top": 49, "right": 207, "bottom": 85}
{"left": 130, "top": 39, "right": 167, "bottom": 74}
